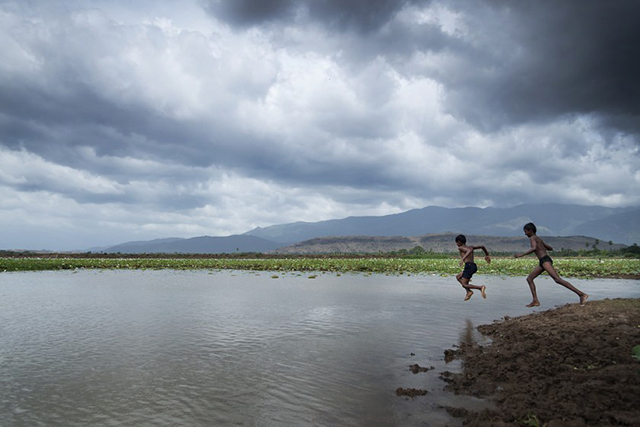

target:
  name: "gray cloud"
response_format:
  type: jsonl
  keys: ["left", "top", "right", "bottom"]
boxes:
{"left": 203, "top": 0, "right": 295, "bottom": 26}
{"left": 0, "top": 0, "right": 638, "bottom": 250}
{"left": 204, "top": 0, "right": 429, "bottom": 32}
{"left": 428, "top": 0, "right": 640, "bottom": 134}
{"left": 208, "top": 0, "right": 640, "bottom": 137}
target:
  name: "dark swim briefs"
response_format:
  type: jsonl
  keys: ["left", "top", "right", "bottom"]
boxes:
{"left": 538, "top": 255, "right": 553, "bottom": 267}
{"left": 462, "top": 262, "right": 478, "bottom": 279}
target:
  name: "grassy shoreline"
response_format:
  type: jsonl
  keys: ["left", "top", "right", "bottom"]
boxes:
{"left": 1, "top": 256, "right": 639, "bottom": 278}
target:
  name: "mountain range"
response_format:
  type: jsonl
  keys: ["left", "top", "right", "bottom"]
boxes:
{"left": 100, "top": 235, "right": 282, "bottom": 254}
{"left": 98, "top": 203, "right": 640, "bottom": 254}
{"left": 273, "top": 234, "right": 627, "bottom": 254}
{"left": 244, "top": 203, "right": 640, "bottom": 245}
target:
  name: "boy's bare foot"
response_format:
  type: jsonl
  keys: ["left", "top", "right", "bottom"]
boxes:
{"left": 526, "top": 301, "right": 540, "bottom": 307}
{"left": 580, "top": 294, "right": 589, "bottom": 305}
{"left": 480, "top": 285, "right": 486, "bottom": 299}
{"left": 464, "top": 291, "right": 473, "bottom": 301}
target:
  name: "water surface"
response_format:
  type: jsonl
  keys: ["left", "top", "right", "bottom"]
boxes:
{"left": 1, "top": 270, "right": 638, "bottom": 426}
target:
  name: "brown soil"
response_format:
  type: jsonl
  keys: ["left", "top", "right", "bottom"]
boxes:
{"left": 410, "top": 363, "right": 435, "bottom": 374}
{"left": 442, "top": 298, "right": 640, "bottom": 426}
{"left": 396, "top": 387, "right": 428, "bottom": 397}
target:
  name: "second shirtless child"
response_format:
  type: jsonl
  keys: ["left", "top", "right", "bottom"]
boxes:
{"left": 455, "top": 234, "right": 491, "bottom": 301}
{"left": 514, "top": 222, "right": 589, "bottom": 307}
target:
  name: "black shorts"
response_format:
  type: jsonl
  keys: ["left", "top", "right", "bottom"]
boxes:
{"left": 462, "top": 262, "right": 478, "bottom": 279}
{"left": 539, "top": 255, "right": 553, "bottom": 267}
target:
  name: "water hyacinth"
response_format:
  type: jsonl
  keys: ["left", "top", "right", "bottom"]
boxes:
{"left": 0, "top": 257, "right": 638, "bottom": 278}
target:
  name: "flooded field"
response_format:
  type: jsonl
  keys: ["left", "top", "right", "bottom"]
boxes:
{"left": 1, "top": 270, "right": 638, "bottom": 426}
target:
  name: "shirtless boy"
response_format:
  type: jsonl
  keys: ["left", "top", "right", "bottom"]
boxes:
{"left": 455, "top": 234, "right": 491, "bottom": 301}
{"left": 514, "top": 222, "right": 588, "bottom": 307}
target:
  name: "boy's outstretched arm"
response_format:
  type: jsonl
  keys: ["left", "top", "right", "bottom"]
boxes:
{"left": 514, "top": 249, "right": 533, "bottom": 258}
{"left": 515, "top": 236, "right": 539, "bottom": 258}
{"left": 473, "top": 245, "right": 491, "bottom": 263}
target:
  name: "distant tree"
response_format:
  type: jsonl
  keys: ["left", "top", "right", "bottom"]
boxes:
{"left": 409, "top": 245, "right": 426, "bottom": 255}
{"left": 622, "top": 243, "right": 640, "bottom": 257}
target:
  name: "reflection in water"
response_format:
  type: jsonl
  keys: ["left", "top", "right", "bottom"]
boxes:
{"left": 458, "top": 318, "right": 490, "bottom": 348}
{"left": 461, "top": 319, "right": 475, "bottom": 346}
{"left": 0, "top": 270, "right": 637, "bottom": 426}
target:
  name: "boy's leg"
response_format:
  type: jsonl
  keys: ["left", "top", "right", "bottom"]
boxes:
{"left": 465, "top": 265, "right": 486, "bottom": 298}
{"left": 458, "top": 275, "right": 483, "bottom": 291}
{"left": 459, "top": 277, "right": 486, "bottom": 300}
{"left": 526, "top": 266, "right": 544, "bottom": 307}
{"left": 458, "top": 265, "right": 485, "bottom": 300}
{"left": 457, "top": 276, "right": 475, "bottom": 300}
{"left": 542, "top": 262, "right": 589, "bottom": 304}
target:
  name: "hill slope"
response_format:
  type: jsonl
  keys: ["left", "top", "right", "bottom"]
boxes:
{"left": 103, "top": 235, "right": 283, "bottom": 254}
{"left": 273, "top": 233, "right": 627, "bottom": 254}
{"left": 246, "top": 204, "right": 639, "bottom": 245}
{"left": 572, "top": 209, "right": 640, "bottom": 245}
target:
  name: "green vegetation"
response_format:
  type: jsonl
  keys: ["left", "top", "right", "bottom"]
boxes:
{"left": 518, "top": 414, "right": 545, "bottom": 427}
{"left": 390, "top": 244, "right": 640, "bottom": 260}
{"left": 552, "top": 243, "right": 640, "bottom": 258}
{"left": 389, "top": 246, "right": 452, "bottom": 259}
{"left": 1, "top": 256, "right": 638, "bottom": 278}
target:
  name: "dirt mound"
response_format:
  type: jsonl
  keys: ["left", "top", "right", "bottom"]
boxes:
{"left": 443, "top": 298, "right": 640, "bottom": 426}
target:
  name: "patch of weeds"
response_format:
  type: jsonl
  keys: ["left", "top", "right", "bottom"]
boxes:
{"left": 518, "top": 414, "right": 546, "bottom": 427}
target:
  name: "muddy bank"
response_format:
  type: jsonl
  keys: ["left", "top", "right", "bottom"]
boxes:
{"left": 443, "top": 298, "right": 640, "bottom": 426}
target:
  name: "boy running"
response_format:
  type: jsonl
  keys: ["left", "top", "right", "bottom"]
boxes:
{"left": 455, "top": 234, "right": 491, "bottom": 301}
{"left": 514, "top": 222, "right": 589, "bottom": 307}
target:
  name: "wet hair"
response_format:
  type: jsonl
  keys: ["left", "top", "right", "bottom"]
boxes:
{"left": 523, "top": 222, "right": 537, "bottom": 233}
{"left": 455, "top": 234, "right": 466, "bottom": 244}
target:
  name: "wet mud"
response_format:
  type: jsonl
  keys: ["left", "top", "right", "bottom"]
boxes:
{"left": 396, "top": 387, "right": 428, "bottom": 397}
{"left": 409, "top": 363, "right": 435, "bottom": 374}
{"left": 442, "top": 298, "right": 640, "bottom": 426}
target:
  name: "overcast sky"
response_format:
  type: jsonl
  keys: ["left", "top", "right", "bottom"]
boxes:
{"left": 1, "top": 0, "right": 639, "bottom": 250}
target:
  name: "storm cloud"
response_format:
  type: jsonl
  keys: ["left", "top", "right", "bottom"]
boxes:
{"left": 207, "top": 0, "right": 640, "bottom": 131}
{"left": 205, "top": 0, "right": 426, "bottom": 32}
{"left": 0, "top": 0, "right": 638, "bottom": 250}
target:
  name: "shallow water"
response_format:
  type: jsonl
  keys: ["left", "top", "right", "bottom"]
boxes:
{"left": 1, "top": 270, "right": 638, "bottom": 426}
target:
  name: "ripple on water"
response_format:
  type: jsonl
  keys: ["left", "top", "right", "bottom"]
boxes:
{"left": 1, "top": 270, "right": 638, "bottom": 426}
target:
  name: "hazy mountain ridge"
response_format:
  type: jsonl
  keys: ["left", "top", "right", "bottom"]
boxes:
{"left": 102, "top": 235, "right": 283, "bottom": 254}
{"left": 273, "top": 233, "right": 627, "bottom": 254}
{"left": 96, "top": 203, "right": 639, "bottom": 254}
{"left": 572, "top": 210, "right": 640, "bottom": 246}
{"left": 246, "top": 204, "right": 640, "bottom": 245}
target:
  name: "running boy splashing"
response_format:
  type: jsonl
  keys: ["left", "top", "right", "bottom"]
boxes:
{"left": 455, "top": 235, "right": 491, "bottom": 301}
{"left": 514, "top": 222, "right": 589, "bottom": 307}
